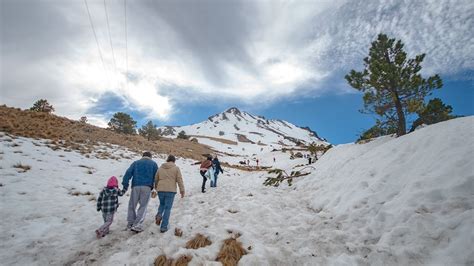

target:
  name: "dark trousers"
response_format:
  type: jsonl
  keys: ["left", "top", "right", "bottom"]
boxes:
{"left": 200, "top": 170, "right": 207, "bottom": 192}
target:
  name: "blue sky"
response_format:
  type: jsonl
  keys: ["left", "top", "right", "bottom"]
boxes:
{"left": 1, "top": 0, "right": 473, "bottom": 144}
{"left": 149, "top": 77, "right": 473, "bottom": 144}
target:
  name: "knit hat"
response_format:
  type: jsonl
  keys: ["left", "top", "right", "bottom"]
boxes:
{"left": 107, "top": 176, "right": 119, "bottom": 188}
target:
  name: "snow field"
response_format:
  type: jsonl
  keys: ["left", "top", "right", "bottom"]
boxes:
{"left": 0, "top": 116, "right": 472, "bottom": 265}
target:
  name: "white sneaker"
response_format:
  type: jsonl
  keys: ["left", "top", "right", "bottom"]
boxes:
{"left": 131, "top": 226, "right": 143, "bottom": 233}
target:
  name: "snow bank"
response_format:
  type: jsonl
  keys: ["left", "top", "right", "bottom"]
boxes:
{"left": 294, "top": 116, "right": 474, "bottom": 265}
{"left": 0, "top": 117, "right": 472, "bottom": 265}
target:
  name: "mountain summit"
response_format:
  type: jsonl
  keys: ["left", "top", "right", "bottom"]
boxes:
{"left": 158, "top": 108, "right": 327, "bottom": 156}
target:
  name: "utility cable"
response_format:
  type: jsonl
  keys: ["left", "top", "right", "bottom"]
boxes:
{"left": 124, "top": 0, "right": 128, "bottom": 90}
{"left": 104, "top": 0, "right": 118, "bottom": 83}
{"left": 84, "top": 0, "right": 107, "bottom": 75}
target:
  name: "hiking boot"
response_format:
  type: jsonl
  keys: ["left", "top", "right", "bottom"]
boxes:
{"left": 155, "top": 216, "right": 162, "bottom": 226}
{"left": 95, "top": 230, "right": 102, "bottom": 239}
{"left": 160, "top": 228, "right": 168, "bottom": 233}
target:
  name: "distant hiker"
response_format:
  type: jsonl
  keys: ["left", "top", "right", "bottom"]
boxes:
{"left": 96, "top": 176, "right": 124, "bottom": 238}
{"left": 122, "top": 151, "right": 158, "bottom": 232}
{"left": 154, "top": 155, "right": 185, "bottom": 233}
{"left": 199, "top": 156, "right": 213, "bottom": 193}
{"left": 247, "top": 159, "right": 250, "bottom": 165}
{"left": 256, "top": 159, "right": 259, "bottom": 167}
{"left": 308, "top": 157, "right": 312, "bottom": 165}
{"left": 273, "top": 157, "right": 276, "bottom": 163}
{"left": 211, "top": 156, "right": 224, "bottom": 187}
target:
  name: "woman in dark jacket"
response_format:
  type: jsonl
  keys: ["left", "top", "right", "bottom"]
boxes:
{"left": 211, "top": 157, "right": 224, "bottom": 187}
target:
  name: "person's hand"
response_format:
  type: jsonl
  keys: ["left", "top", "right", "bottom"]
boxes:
{"left": 180, "top": 192, "right": 185, "bottom": 198}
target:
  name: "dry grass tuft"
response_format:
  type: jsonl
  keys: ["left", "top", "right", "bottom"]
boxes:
{"left": 13, "top": 162, "right": 31, "bottom": 172}
{"left": 154, "top": 255, "right": 172, "bottom": 266}
{"left": 216, "top": 238, "right": 247, "bottom": 266}
{"left": 154, "top": 254, "right": 191, "bottom": 266}
{"left": 174, "top": 228, "right": 183, "bottom": 237}
{"left": 185, "top": 234, "right": 212, "bottom": 249}
{"left": 69, "top": 190, "right": 93, "bottom": 197}
{"left": 175, "top": 255, "right": 192, "bottom": 266}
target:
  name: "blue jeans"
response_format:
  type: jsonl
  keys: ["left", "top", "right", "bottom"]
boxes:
{"left": 156, "top": 192, "right": 176, "bottom": 231}
{"left": 210, "top": 171, "right": 219, "bottom": 187}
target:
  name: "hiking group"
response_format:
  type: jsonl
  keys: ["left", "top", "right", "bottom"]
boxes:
{"left": 199, "top": 155, "right": 224, "bottom": 193}
{"left": 95, "top": 151, "right": 223, "bottom": 238}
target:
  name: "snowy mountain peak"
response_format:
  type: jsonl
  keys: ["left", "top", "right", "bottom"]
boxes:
{"left": 158, "top": 108, "right": 328, "bottom": 156}
{"left": 225, "top": 107, "right": 242, "bottom": 115}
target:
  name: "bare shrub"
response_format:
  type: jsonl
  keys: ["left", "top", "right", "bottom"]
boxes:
{"left": 216, "top": 238, "right": 247, "bottom": 266}
{"left": 185, "top": 234, "right": 212, "bottom": 249}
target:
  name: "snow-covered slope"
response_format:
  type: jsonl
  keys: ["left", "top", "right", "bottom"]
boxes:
{"left": 291, "top": 116, "right": 474, "bottom": 265}
{"left": 0, "top": 116, "right": 472, "bottom": 265}
{"left": 158, "top": 107, "right": 327, "bottom": 156}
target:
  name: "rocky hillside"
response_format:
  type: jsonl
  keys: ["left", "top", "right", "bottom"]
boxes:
{"left": 158, "top": 107, "right": 328, "bottom": 156}
{"left": 0, "top": 105, "right": 213, "bottom": 160}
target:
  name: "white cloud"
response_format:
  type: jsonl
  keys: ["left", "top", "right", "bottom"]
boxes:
{"left": 1, "top": 0, "right": 472, "bottom": 127}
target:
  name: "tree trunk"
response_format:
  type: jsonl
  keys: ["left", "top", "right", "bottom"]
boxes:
{"left": 393, "top": 92, "right": 406, "bottom": 136}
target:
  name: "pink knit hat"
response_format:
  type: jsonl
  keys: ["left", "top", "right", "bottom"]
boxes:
{"left": 107, "top": 176, "right": 118, "bottom": 188}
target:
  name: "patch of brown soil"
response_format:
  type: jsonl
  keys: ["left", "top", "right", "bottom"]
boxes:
{"left": 236, "top": 134, "right": 254, "bottom": 143}
{"left": 0, "top": 105, "right": 213, "bottom": 160}
{"left": 189, "top": 135, "right": 238, "bottom": 145}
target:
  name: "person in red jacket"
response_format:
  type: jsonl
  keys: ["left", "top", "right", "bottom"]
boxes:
{"left": 199, "top": 156, "right": 213, "bottom": 193}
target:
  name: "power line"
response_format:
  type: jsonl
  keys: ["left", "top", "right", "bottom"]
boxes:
{"left": 84, "top": 0, "right": 107, "bottom": 76}
{"left": 104, "top": 0, "right": 118, "bottom": 81}
{"left": 124, "top": 0, "right": 128, "bottom": 90}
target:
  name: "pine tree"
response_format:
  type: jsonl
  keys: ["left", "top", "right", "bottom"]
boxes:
{"left": 177, "top": 130, "right": 189, "bottom": 140}
{"left": 30, "top": 99, "right": 54, "bottom": 113}
{"left": 345, "top": 33, "right": 443, "bottom": 136}
{"left": 308, "top": 142, "right": 318, "bottom": 155}
{"left": 410, "top": 98, "right": 455, "bottom": 132}
{"left": 138, "top": 120, "right": 160, "bottom": 141}
{"left": 107, "top": 112, "right": 137, "bottom": 135}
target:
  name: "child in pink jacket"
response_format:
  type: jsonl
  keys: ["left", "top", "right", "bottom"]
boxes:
{"left": 96, "top": 176, "right": 124, "bottom": 238}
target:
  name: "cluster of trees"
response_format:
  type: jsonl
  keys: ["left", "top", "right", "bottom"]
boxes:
{"left": 107, "top": 112, "right": 163, "bottom": 140}
{"left": 346, "top": 33, "right": 457, "bottom": 141}
{"left": 307, "top": 142, "right": 332, "bottom": 155}
{"left": 106, "top": 112, "right": 191, "bottom": 141}
{"left": 30, "top": 99, "right": 55, "bottom": 113}
{"left": 27, "top": 99, "right": 186, "bottom": 142}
